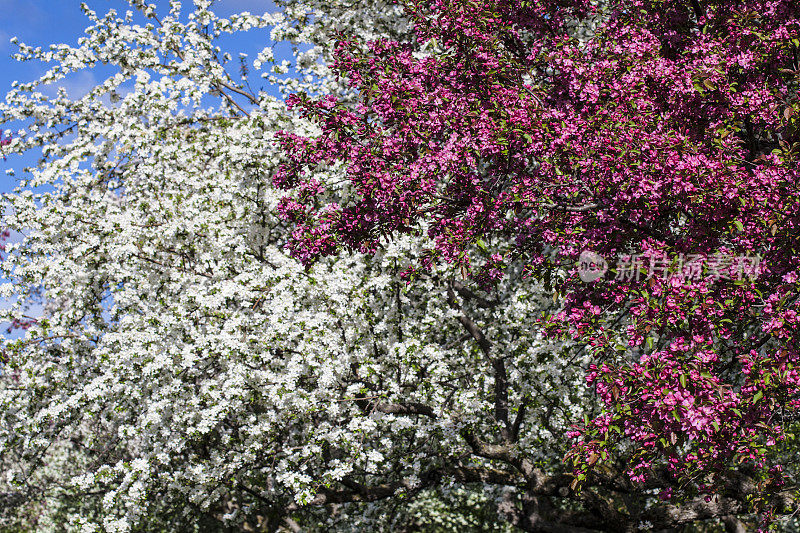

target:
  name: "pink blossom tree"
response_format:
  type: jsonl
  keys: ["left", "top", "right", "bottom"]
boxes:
{"left": 277, "top": 0, "right": 800, "bottom": 528}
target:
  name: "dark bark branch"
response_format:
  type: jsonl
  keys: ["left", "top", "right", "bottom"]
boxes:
{"left": 374, "top": 401, "right": 436, "bottom": 418}
{"left": 461, "top": 428, "right": 514, "bottom": 462}
{"left": 449, "top": 464, "right": 522, "bottom": 485}
{"left": 690, "top": 0, "right": 704, "bottom": 20}
{"left": 513, "top": 492, "right": 603, "bottom": 533}
{"left": 643, "top": 495, "right": 745, "bottom": 527}
{"left": 447, "top": 284, "right": 512, "bottom": 438}
{"left": 284, "top": 468, "right": 447, "bottom": 513}
{"left": 643, "top": 484, "right": 797, "bottom": 529}
{"left": 0, "top": 491, "right": 26, "bottom": 509}
{"left": 276, "top": 458, "right": 796, "bottom": 533}
{"left": 511, "top": 402, "right": 527, "bottom": 442}
{"left": 214, "top": 78, "right": 259, "bottom": 105}
{"left": 541, "top": 202, "right": 598, "bottom": 213}
{"left": 579, "top": 488, "right": 633, "bottom": 532}
{"left": 460, "top": 428, "right": 542, "bottom": 486}
{"left": 722, "top": 516, "right": 747, "bottom": 533}
{"left": 443, "top": 333, "right": 472, "bottom": 349}
{"left": 451, "top": 280, "right": 499, "bottom": 308}
{"left": 447, "top": 285, "right": 493, "bottom": 354}
{"left": 284, "top": 481, "right": 399, "bottom": 510}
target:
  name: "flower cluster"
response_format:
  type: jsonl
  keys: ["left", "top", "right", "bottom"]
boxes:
{"left": 276, "top": 0, "right": 800, "bottom": 525}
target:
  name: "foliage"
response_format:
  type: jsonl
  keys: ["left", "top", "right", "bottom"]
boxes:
{"left": 2, "top": 0, "right": 799, "bottom": 531}
{"left": 0, "top": 0, "right": 560, "bottom": 531}
{"left": 276, "top": 0, "right": 800, "bottom": 530}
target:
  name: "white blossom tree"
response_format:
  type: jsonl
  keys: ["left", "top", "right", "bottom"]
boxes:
{"left": 0, "top": 1, "right": 751, "bottom": 532}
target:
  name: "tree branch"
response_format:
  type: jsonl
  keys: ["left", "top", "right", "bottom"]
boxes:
{"left": 374, "top": 401, "right": 436, "bottom": 418}
{"left": 452, "top": 280, "right": 499, "bottom": 308}
{"left": 540, "top": 202, "right": 598, "bottom": 213}
{"left": 447, "top": 283, "right": 512, "bottom": 438}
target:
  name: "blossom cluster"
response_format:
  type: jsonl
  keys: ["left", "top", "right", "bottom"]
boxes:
{"left": 0, "top": 1, "right": 589, "bottom": 531}
{"left": 275, "top": 0, "right": 800, "bottom": 524}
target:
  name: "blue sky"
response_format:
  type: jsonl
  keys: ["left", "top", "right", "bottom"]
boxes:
{"left": 0, "top": 1, "right": 278, "bottom": 101}
{"left": 0, "top": 1, "right": 281, "bottom": 333}
{"left": 0, "top": 0, "right": 280, "bottom": 193}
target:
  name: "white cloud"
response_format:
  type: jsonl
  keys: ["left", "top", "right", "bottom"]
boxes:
{"left": 213, "top": 0, "right": 277, "bottom": 15}
{"left": 42, "top": 70, "right": 98, "bottom": 100}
